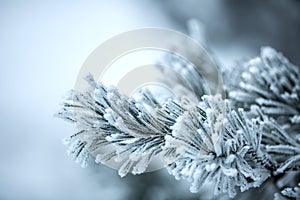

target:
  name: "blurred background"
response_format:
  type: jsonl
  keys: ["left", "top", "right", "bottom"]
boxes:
{"left": 0, "top": 1, "right": 299, "bottom": 199}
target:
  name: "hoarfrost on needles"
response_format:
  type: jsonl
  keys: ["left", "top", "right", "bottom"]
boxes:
{"left": 57, "top": 47, "right": 300, "bottom": 199}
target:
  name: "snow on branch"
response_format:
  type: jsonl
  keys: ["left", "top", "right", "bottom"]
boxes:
{"left": 58, "top": 75, "right": 160, "bottom": 175}
{"left": 164, "top": 95, "right": 272, "bottom": 198}
{"left": 227, "top": 47, "right": 300, "bottom": 133}
{"left": 56, "top": 74, "right": 190, "bottom": 176}
{"left": 57, "top": 46, "right": 300, "bottom": 199}
{"left": 274, "top": 182, "right": 300, "bottom": 200}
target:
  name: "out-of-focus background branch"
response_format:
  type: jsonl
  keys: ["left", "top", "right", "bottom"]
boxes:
{"left": 0, "top": 1, "right": 299, "bottom": 199}
{"left": 159, "top": 0, "right": 300, "bottom": 66}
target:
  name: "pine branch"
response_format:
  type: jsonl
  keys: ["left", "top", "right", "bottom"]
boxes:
{"left": 274, "top": 182, "right": 300, "bottom": 200}
{"left": 227, "top": 47, "right": 300, "bottom": 134}
{"left": 56, "top": 74, "right": 183, "bottom": 176}
{"left": 251, "top": 106, "right": 300, "bottom": 175}
{"left": 163, "top": 95, "right": 272, "bottom": 198}
{"left": 156, "top": 52, "right": 208, "bottom": 103}
{"left": 56, "top": 46, "right": 300, "bottom": 200}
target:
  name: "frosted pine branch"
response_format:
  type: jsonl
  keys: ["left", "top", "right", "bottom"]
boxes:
{"left": 251, "top": 106, "right": 300, "bottom": 175}
{"left": 164, "top": 95, "right": 271, "bottom": 198}
{"left": 57, "top": 46, "right": 300, "bottom": 199}
{"left": 227, "top": 47, "right": 300, "bottom": 133}
{"left": 274, "top": 182, "right": 300, "bottom": 200}
{"left": 156, "top": 52, "right": 208, "bottom": 103}
{"left": 56, "top": 74, "right": 183, "bottom": 176}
